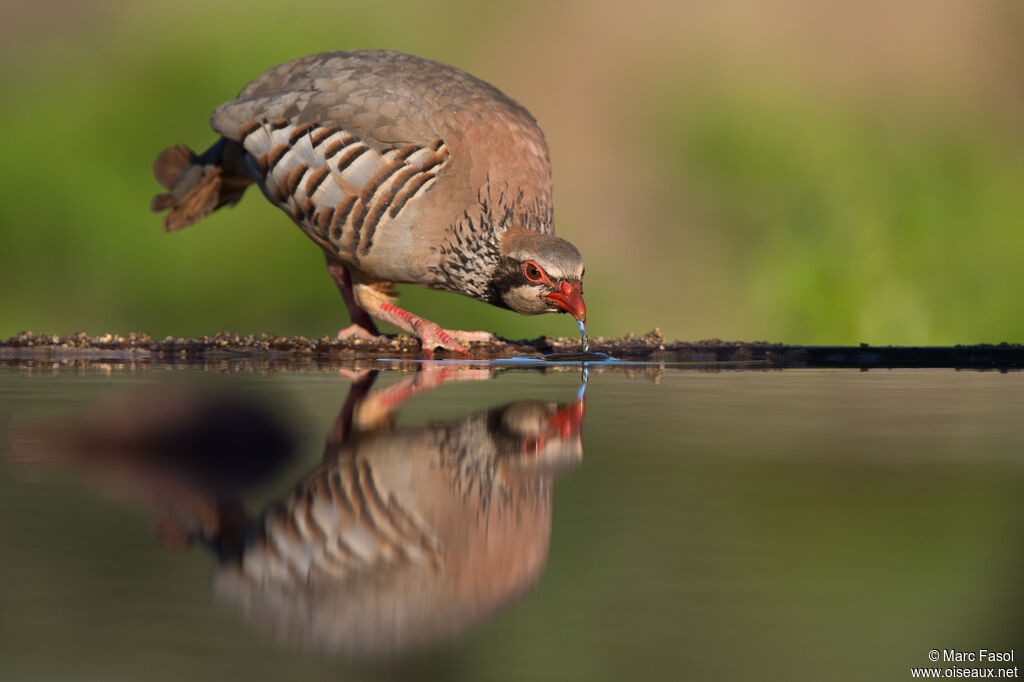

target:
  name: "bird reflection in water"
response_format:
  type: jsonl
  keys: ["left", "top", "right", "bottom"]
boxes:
{"left": 9, "top": 365, "right": 585, "bottom": 657}
{"left": 219, "top": 366, "right": 584, "bottom": 655}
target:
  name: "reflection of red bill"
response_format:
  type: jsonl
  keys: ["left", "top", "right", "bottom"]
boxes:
{"left": 523, "top": 398, "right": 586, "bottom": 456}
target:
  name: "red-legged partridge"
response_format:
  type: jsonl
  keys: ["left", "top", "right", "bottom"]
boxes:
{"left": 151, "top": 50, "right": 586, "bottom": 353}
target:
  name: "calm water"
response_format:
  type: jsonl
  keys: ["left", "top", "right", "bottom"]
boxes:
{"left": 1, "top": 363, "right": 1022, "bottom": 681}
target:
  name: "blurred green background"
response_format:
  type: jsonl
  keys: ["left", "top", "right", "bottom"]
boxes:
{"left": 2, "top": 0, "right": 1024, "bottom": 345}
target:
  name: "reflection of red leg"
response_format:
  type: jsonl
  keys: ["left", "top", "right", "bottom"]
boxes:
{"left": 325, "top": 370, "right": 378, "bottom": 456}
{"left": 362, "top": 364, "right": 492, "bottom": 412}
{"left": 325, "top": 256, "right": 380, "bottom": 339}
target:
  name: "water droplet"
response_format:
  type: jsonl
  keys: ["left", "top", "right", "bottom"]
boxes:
{"left": 576, "top": 320, "right": 589, "bottom": 352}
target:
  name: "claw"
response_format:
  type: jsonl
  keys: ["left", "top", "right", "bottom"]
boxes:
{"left": 416, "top": 322, "right": 470, "bottom": 356}
{"left": 443, "top": 330, "right": 496, "bottom": 343}
{"left": 414, "top": 324, "right": 498, "bottom": 356}
{"left": 338, "top": 324, "right": 382, "bottom": 341}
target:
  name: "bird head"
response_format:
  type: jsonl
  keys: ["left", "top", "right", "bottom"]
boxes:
{"left": 492, "top": 230, "right": 586, "bottom": 322}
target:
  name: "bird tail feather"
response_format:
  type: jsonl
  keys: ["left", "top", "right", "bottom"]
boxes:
{"left": 151, "top": 138, "right": 253, "bottom": 232}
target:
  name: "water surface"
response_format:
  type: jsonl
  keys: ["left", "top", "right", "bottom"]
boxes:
{"left": 1, "top": 364, "right": 1021, "bottom": 681}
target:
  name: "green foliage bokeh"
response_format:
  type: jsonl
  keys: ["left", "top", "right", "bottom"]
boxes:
{"left": 1, "top": 1, "right": 1023, "bottom": 344}
{"left": 672, "top": 90, "right": 1024, "bottom": 344}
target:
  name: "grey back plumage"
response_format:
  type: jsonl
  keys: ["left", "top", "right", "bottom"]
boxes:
{"left": 209, "top": 50, "right": 555, "bottom": 290}
{"left": 212, "top": 51, "right": 525, "bottom": 146}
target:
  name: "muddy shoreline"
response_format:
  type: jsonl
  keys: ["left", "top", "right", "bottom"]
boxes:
{"left": 2, "top": 330, "right": 1023, "bottom": 371}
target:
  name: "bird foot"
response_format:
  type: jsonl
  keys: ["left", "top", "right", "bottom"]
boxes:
{"left": 442, "top": 330, "right": 497, "bottom": 343}
{"left": 347, "top": 301, "right": 498, "bottom": 355}
{"left": 414, "top": 323, "right": 498, "bottom": 356}
{"left": 413, "top": 323, "right": 497, "bottom": 356}
{"left": 414, "top": 322, "right": 471, "bottom": 355}
{"left": 338, "top": 321, "right": 495, "bottom": 356}
{"left": 338, "top": 324, "right": 383, "bottom": 342}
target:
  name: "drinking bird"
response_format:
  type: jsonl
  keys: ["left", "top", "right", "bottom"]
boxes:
{"left": 151, "top": 50, "right": 586, "bottom": 353}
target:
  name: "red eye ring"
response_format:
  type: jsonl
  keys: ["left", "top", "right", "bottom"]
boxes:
{"left": 523, "top": 261, "right": 545, "bottom": 283}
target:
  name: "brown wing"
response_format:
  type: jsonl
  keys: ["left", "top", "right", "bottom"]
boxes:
{"left": 209, "top": 50, "right": 554, "bottom": 279}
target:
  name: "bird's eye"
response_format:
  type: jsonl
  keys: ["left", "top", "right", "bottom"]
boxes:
{"left": 523, "top": 261, "right": 544, "bottom": 282}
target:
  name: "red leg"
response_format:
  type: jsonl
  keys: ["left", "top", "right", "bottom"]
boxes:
{"left": 375, "top": 301, "right": 495, "bottom": 355}
{"left": 325, "top": 255, "right": 496, "bottom": 355}
{"left": 325, "top": 256, "right": 380, "bottom": 339}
